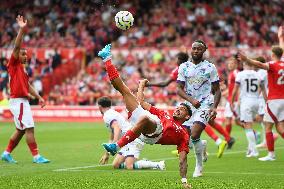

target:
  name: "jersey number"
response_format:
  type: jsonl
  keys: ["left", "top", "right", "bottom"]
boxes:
{"left": 277, "top": 69, "right": 284, "bottom": 85}
{"left": 245, "top": 78, "right": 258, "bottom": 92}
{"left": 200, "top": 110, "right": 209, "bottom": 121}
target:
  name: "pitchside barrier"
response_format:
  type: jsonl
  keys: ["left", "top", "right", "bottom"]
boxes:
{"left": 0, "top": 106, "right": 225, "bottom": 123}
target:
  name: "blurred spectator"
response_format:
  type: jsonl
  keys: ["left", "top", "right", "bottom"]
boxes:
{"left": 51, "top": 48, "right": 62, "bottom": 69}
{"left": 0, "top": 0, "right": 283, "bottom": 106}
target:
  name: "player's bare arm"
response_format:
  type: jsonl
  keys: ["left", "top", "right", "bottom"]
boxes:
{"left": 260, "top": 82, "right": 267, "bottom": 102}
{"left": 146, "top": 78, "right": 174, "bottom": 87}
{"left": 278, "top": 26, "right": 284, "bottom": 50}
{"left": 112, "top": 121, "right": 122, "bottom": 142}
{"left": 210, "top": 82, "right": 221, "bottom": 121}
{"left": 179, "top": 151, "right": 191, "bottom": 189}
{"left": 99, "top": 131, "right": 113, "bottom": 164}
{"left": 237, "top": 52, "right": 269, "bottom": 70}
{"left": 137, "top": 79, "right": 151, "bottom": 111}
{"left": 230, "top": 84, "right": 240, "bottom": 111}
{"left": 177, "top": 82, "right": 201, "bottom": 108}
{"left": 28, "top": 83, "right": 45, "bottom": 108}
{"left": 13, "top": 15, "right": 27, "bottom": 59}
{"left": 99, "top": 121, "right": 121, "bottom": 165}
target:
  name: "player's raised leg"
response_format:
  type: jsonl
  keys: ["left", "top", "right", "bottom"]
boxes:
{"left": 98, "top": 44, "right": 138, "bottom": 113}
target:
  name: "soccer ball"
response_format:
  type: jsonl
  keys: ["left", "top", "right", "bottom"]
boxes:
{"left": 115, "top": 11, "right": 134, "bottom": 30}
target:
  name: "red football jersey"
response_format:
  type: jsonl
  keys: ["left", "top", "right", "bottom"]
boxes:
{"left": 267, "top": 61, "right": 284, "bottom": 100}
{"left": 170, "top": 67, "right": 179, "bottom": 81}
{"left": 227, "top": 69, "right": 238, "bottom": 101}
{"left": 6, "top": 54, "right": 29, "bottom": 98}
{"left": 149, "top": 106, "right": 189, "bottom": 153}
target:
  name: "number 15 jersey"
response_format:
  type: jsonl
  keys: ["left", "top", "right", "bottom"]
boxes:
{"left": 235, "top": 70, "right": 261, "bottom": 99}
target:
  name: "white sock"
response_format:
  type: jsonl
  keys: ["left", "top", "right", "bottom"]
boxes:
{"left": 134, "top": 160, "right": 159, "bottom": 169}
{"left": 34, "top": 154, "right": 40, "bottom": 159}
{"left": 215, "top": 138, "right": 222, "bottom": 146}
{"left": 261, "top": 123, "right": 266, "bottom": 144}
{"left": 3, "top": 151, "right": 10, "bottom": 155}
{"left": 245, "top": 129, "right": 257, "bottom": 153}
{"left": 192, "top": 139, "right": 203, "bottom": 168}
{"left": 268, "top": 152, "right": 275, "bottom": 157}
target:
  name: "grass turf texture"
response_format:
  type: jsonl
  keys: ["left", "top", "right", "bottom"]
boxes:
{"left": 0, "top": 122, "right": 284, "bottom": 189}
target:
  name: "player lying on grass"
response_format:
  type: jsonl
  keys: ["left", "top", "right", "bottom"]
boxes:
{"left": 98, "top": 96, "right": 165, "bottom": 170}
{"left": 98, "top": 44, "right": 192, "bottom": 188}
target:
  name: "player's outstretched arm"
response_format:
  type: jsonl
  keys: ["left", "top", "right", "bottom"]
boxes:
{"left": 179, "top": 151, "right": 191, "bottom": 188}
{"left": 146, "top": 78, "right": 174, "bottom": 88}
{"left": 237, "top": 52, "right": 269, "bottom": 70}
{"left": 99, "top": 132, "right": 113, "bottom": 165}
{"left": 13, "top": 15, "right": 27, "bottom": 59}
{"left": 137, "top": 79, "right": 151, "bottom": 111}
{"left": 28, "top": 83, "right": 45, "bottom": 108}
{"left": 177, "top": 82, "right": 200, "bottom": 108}
{"left": 278, "top": 26, "right": 284, "bottom": 50}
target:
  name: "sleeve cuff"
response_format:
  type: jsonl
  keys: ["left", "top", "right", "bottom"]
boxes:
{"left": 177, "top": 80, "right": 185, "bottom": 85}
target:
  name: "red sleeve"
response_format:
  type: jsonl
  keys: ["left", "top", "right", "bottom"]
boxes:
{"left": 170, "top": 67, "right": 178, "bottom": 81}
{"left": 177, "top": 137, "right": 189, "bottom": 154}
{"left": 7, "top": 54, "right": 19, "bottom": 67}
{"left": 149, "top": 106, "right": 162, "bottom": 117}
{"left": 268, "top": 61, "right": 276, "bottom": 72}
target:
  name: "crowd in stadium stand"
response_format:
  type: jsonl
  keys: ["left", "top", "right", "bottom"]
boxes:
{"left": 0, "top": 0, "right": 283, "bottom": 105}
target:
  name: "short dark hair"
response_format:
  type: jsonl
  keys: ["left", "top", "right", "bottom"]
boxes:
{"left": 254, "top": 56, "right": 266, "bottom": 63}
{"left": 180, "top": 103, "right": 192, "bottom": 117}
{"left": 272, "top": 46, "right": 283, "bottom": 59}
{"left": 176, "top": 52, "right": 189, "bottom": 64}
{"left": 193, "top": 39, "right": 207, "bottom": 49}
{"left": 97, "top": 96, "right": 112, "bottom": 108}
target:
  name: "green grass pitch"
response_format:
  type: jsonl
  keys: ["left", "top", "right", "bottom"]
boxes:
{"left": 0, "top": 122, "right": 284, "bottom": 189}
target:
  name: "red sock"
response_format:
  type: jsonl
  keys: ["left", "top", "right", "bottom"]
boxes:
{"left": 105, "top": 59, "right": 120, "bottom": 81}
{"left": 5, "top": 139, "right": 19, "bottom": 153}
{"left": 213, "top": 122, "right": 231, "bottom": 142}
{"left": 204, "top": 126, "right": 219, "bottom": 141}
{"left": 28, "top": 142, "right": 39, "bottom": 156}
{"left": 117, "top": 130, "right": 139, "bottom": 148}
{"left": 266, "top": 132, "right": 274, "bottom": 152}
{"left": 225, "top": 123, "right": 232, "bottom": 134}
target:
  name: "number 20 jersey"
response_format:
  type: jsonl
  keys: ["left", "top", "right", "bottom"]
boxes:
{"left": 267, "top": 61, "right": 284, "bottom": 100}
{"left": 235, "top": 69, "right": 261, "bottom": 99}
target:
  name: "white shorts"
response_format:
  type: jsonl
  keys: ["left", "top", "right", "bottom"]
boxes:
{"left": 183, "top": 107, "right": 210, "bottom": 128}
{"left": 240, "top": 98, "right": 259, "bottom": 122}
{"left": 263, "top": 99, "right": 284, "bottom": 123}
{"left": 9, "top": 98, "right": 34, "bottom": 130}
{"left": 258, "top": 98, "right": 266, "bottom": 115}
{"left": 224, "top": 101, "right": 240, "bottom": 118}
{"left": 118, "top": 139, "right": 144, "bottom": 159}
{"left": 129, "top": 105, "right": 163, "bottom": 145}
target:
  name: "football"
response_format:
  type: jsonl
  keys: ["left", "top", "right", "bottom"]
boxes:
{"left": 115, "top": 11, "right": 134, "bottom": 30}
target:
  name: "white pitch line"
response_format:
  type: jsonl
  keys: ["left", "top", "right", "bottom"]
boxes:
{"left": 54, "top": 169, "right": 284, "bottom": 176}
{"left": 53, "top": 146, "right": 284, "bottom": 172}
